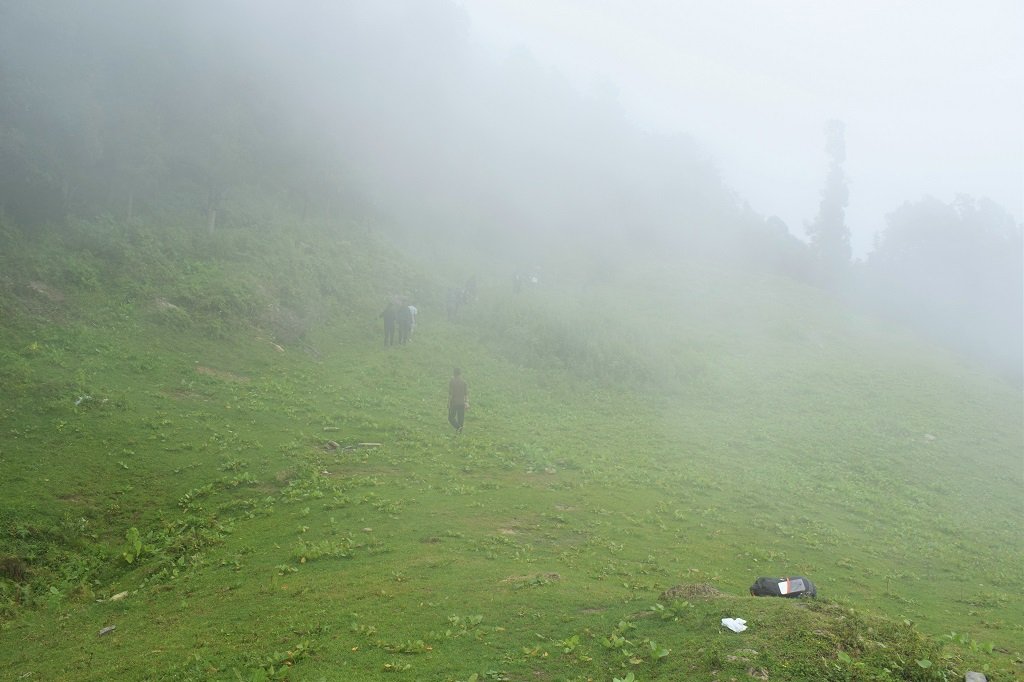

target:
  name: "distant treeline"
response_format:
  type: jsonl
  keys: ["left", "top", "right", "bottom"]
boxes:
{"left": 0, "top": 2, "right": 744, "bottom": 243}
{"left": 0, "top": 1, "right": 1019, "bottom": 378}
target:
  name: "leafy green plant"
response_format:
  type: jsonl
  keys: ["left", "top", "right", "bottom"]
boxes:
{"left": 649, "top": 599, "right": 692, "bottom": 621}
{"left": 644, "top": 639, "right": 670, "bottom": 662}
{"left": 377, "top": 639, "right": 431, "bottom": 654}
{"left": 236, "top": 641, "right": 311, "bottom": 680}
{"left": 943, "top": 630, "right": 995, "bottom": 654}
{"left": 291, "top": 537, "right": 356, "bottom": 562}
{"left": 122, "top": 527, "right": 146, "bottom": 564}
{"left": 445, "top": 614, "right": 484, "bottom": 639}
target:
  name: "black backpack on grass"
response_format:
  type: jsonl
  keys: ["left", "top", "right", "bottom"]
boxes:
{"left": 749, "top": 576, "right": 816, "bottom": 598}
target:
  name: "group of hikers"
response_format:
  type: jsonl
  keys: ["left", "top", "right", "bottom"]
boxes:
{"left": 381, "top": 273, "right": 478, "bottom": 345}
{"left": 378, "top": 291, "right": 469, "bottom": 434}
{"left": 380, "top": 268, "right": 542, "bottom": 432}
{"left": 378, "top": 298, "right": 417, "bottom": 346}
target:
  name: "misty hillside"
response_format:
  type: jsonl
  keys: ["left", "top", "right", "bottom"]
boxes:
{"left": 1, "top": 2, "right": 1022, "bottom": 680}
{"left": 1, "top": 214, "right": 1021, "bottom": 680}
{"left": 2, "top": 1, "right": 1019, "bottom": 380}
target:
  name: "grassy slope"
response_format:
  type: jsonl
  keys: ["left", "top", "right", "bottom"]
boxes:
{"left": 0, "top": 221, "right": 1021, "bottom": 681}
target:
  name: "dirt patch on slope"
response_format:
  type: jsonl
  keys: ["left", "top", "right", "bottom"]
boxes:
{"left": 195, "top": 365, "right": 250, "bottom": 383}
{"left": 659, "top": 583, "right": 727, "bottom": 601}
{"left": 28, "top": 281, "right": 64, "bottom": 302}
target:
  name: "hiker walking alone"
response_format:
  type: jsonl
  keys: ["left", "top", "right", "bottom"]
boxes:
{"left": 448, "top": 367, "right": 468, "bottom": 432}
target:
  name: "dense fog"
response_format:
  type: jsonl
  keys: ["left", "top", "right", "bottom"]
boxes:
{"left": 0, "top": 0, "right": 1020, "bottom": 377}
{"left": 460, "top": 1, "right": 1023, "bottom": 256}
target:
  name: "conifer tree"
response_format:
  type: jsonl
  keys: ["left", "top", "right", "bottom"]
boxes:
{"left": 806, "top": 120, "right": 851, "bottom": 280}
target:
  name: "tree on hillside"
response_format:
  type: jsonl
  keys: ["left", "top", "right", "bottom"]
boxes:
{"left": 806, "top": 120, "right": 851, "bottom": 282}
{"left": 0, "top": 0, "right": 794, "bottom": 269}
{"left": 0, "top": 2, "right": 102, "bottom": 224}
{"left": 864, "top": 195, "right": 1023, "bottom": 379}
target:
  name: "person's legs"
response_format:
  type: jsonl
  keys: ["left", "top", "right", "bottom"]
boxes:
{"left": 448, "top": 404, "right": 465, "bottom": 431}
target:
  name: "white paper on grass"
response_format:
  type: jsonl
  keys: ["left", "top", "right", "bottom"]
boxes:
{"left": 778, "top": 578, "right": 806, "bottom": 595}
{"left": 721, "top": 617, "right": 747, "bottom": 633}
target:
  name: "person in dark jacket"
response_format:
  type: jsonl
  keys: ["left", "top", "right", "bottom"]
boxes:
{"left": 380, "top": 302, "right": 397, "bottom": 346}
{"left": 448, "top": 367, "right": 468, "bottom": 432}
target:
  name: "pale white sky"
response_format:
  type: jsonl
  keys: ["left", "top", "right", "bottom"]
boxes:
{"left": 455, "top": 0, "right": 1023, "bottom": 255}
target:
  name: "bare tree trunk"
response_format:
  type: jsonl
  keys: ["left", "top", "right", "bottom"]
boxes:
{"left": 127, "top": 189, "right": 134, "bottom": 222}
{"left": 206, "top": 185, "right": 223, "bottom": 233}
{"left": 62, "top": 179, "right": 75, "bottom": 219}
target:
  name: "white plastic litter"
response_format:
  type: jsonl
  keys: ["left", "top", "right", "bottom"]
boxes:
{"left": 721, "top": 617, "right": 748, "bottom": 633}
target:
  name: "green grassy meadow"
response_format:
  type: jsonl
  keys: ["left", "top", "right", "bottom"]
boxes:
{"left": 0, "top": 221, "right": 1021, "bottom": 681}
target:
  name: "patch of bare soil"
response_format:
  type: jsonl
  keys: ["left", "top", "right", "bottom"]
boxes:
{"left": 27, "top": 280, "right": 64, "bottom": 302}
{"left": 195, "top": 365, "right": 250, "bottom": 383}
{"left": 501, "top": 572, "right": 560, "bottom": 585}
{"left": 659, "top": 583, "right": 727, "bottom": 601}
{"left": 154, "top": 297, "right": 182, "bottom": 312}
{"left": 163, "top": 388, "right": 207, "bottom": 401}
{"left": 320, "top": 464, "right": 402, "bottom": 479}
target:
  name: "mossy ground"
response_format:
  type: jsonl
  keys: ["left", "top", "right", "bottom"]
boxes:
{"left": 0, "top": 221, "right": 1021, "bottom": 680}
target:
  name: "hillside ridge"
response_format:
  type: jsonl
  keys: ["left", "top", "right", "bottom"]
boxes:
{"left": 1, "top": 219, "right": 1020, "bottom": 680}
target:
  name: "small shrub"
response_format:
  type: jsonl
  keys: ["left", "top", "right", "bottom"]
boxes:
{"left": 0, "top": 557, "right": 28, "bottom": 583}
